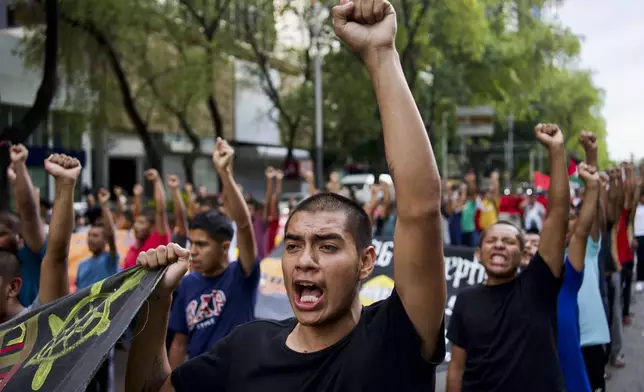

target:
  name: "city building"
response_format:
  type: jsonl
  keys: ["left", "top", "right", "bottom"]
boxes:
{"left": 0, "top": 0, "right": 310, "bottom": 201}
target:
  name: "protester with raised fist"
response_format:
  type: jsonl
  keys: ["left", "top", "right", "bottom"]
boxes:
{"left": 0, "top": 153, "right": 78, "bottom": 324}
{"left": 569, "top": 131, "right": 611, "bottom": 392}
{"left": 557, "top": 158, "right": 601, "bottom": 392}
{"left": 126, "top": 1, "right": 446, "bottom": 390}
{"left": 447, "top": 124, "right": 569, "bottom": 391}
{"left": 166, "top": 174, "right": 189, "bottom": 249}
{"left": 123, "top": 168, "right": 171, "bottom": 269}
{"left": 166, "top": 137, "right": 260, "bottom": 369}
{"left": 76, "top": 188, "right": 119, "bottom": 291}
{"left": 4, "top": 143, "right": 47, "bottom": 307}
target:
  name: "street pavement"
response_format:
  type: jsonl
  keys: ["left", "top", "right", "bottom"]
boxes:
{"left": 606, "top": 291, "right": 644, "bottom": 392}
{"left": 112, "top": 293, "right": 644, "bottom": 392}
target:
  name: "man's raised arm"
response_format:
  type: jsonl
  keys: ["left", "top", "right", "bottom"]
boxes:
{"left": 333, "top": 0, "right": 445, "bottom": 359}
{"left": 213, "top": 138, "right": 257, "bottom": 275}
{"left": 39, "top": 154, "right": 81, "bottom": 305}
{"left": 535, "top": 124, "right": 569, "bottom": 277}
{"left": 567, "top": 163, "right": 600, "bottom": 272}
{"left": 8, "top": 144, "right": 45, "bottom": 253}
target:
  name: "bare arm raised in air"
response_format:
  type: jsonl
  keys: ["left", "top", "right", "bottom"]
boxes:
{"left": 333, "top": 0, "right": 445, "bottom": 359}
{"left": 567, "top": 163, "right": 600, "bottom": 272}
{"left": 534, "top": 124, "right": 569, "bottom": 277}
{"left": 8, "top": 144, "right": 45, "bottom": 253}
{"left": 213, "top": 138, "right": 257, "bottom": 275}
{"left": 39, "top": 154, "right": 81, "bottom": 305}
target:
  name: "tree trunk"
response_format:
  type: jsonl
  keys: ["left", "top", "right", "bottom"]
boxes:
{"left": 65, "top": 18, "right": 163, "bottom": 171}
{"left": 0, "top": 0, "right": 59, "bottom": 210}
{"left": 176, "top": 112, "right": 200, "bottom": 185}
{"left": 207, "top": 95, "right": 224, "bottom": 139}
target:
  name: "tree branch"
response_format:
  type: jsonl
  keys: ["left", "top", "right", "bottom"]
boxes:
{"left": 0, "top": 0, "right": 59, "bottom": 144}
{"left": 60, "top": 15, "right": 162, "bottom": 170}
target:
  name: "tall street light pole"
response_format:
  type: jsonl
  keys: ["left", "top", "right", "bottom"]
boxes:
{"left": 313, "top": 2, "right": 324, "bottom": 190}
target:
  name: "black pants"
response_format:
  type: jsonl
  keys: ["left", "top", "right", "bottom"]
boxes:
{"left": 637, "top": 236, "right": 644, "bottom": 281}
{"left": 622, "top": 261, "right": 635, "bottom": 317}
{"left": 582, "top": 345, "right": 606, "bottom": 392}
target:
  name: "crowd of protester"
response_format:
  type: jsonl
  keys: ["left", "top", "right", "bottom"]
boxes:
{"left": 0, "top": 1, "right": 643, "bottom": 391}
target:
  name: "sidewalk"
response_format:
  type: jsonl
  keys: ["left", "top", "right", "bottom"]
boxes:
{"left": 606, "top": 291, "right": 644, "bottom": 391}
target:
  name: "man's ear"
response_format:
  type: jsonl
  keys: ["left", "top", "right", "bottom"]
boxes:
{"left": 221, "top": 240, "right": 231, "bottom": 254}
{"left": 358, "top": 246, "right": 376, "bottom": 281}
{"left": 6, "top": 277, "right": 22, "bottom": 300}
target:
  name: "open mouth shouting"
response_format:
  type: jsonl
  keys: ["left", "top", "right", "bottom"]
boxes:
{"left": 293, "top": 281, "right": 325, "bottom": 311}
{"left": 490, "top": 253, "right": 508, "bottom": 267}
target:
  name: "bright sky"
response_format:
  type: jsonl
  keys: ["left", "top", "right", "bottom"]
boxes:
{"left": 556, "top": 0, "right": 644, "bottom": 161}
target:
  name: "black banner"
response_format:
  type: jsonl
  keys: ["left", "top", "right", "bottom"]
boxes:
{"left": 0, "top": 267, "right": 164, "bottom": 392}
{"left": 255, "top": 236, "right": 485, "bottom": 370}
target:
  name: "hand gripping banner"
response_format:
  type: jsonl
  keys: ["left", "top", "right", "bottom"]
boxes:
{"left": 0, "top": 267, "right": 164, "bottom": 392}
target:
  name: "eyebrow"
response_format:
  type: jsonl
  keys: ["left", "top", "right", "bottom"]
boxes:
{"left": 284, "top": 233, "right": 344, "bottom": 242}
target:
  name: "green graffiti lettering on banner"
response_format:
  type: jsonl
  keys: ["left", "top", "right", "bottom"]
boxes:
{"left": 27, "top": 268, "right": 146, "bottom": 390}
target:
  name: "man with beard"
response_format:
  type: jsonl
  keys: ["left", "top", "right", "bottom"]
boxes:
{"left": 125, "top": 1, "right": 447, "bottom": 390}
{"left": 446, "top": 124, "right": 569, "bottom": 392}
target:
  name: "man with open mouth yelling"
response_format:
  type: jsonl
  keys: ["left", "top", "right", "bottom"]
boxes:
{"left": 125, "top": 1, "right": 447, "bottom": 391}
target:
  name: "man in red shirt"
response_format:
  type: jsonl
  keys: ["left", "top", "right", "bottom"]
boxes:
{"left": 124, "top": 169, "right": 171, "bottom": 269}
{"left": 613, "top": 162, "right": 638, "bottom": 325}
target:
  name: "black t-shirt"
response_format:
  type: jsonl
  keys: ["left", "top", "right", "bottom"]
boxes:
{"left": 171, "top": 289, "right": 445, "bottom": 391}
{"left": 447, "top": 253, "right": 564, "bottom": 392}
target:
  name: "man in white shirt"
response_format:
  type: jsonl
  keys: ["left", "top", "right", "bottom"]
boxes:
{"left": 522, "top": 193, "right": 546, "bottom": 232}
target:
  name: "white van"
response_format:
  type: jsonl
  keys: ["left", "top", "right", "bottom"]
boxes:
{"left": 340, "top": 173, "right": 394, "bottom": 205}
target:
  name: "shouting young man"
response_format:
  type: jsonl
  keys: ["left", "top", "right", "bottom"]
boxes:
{"left": 125, "top": 0, "right": 446, "bottom": 390}
{"left": 446, "top": 124, "right": 570, "bottom": 392}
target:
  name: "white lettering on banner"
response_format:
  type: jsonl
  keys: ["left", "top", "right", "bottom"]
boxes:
{"left": 186, "top": 290, "right": 227, "bottom": 331}
{"left": 372, "top": 239, "right": 394, "bottom": 267}
{"left": 444, "top": 257, "right": 486, "bottom": 289}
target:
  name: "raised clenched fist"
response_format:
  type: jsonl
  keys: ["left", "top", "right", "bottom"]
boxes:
{"left": 98, "top": 188, "right": 110, "bottom": 206}
{"left": 137, "top": 243, "right": 191, "bottom": 294}
{"left": 9, "top": 144, "right": 28, "bottom": 163}
{"left": 185, "top": 183, "right": 193, "bottom": 194}
{"left": 332, "top": 0, "right": 397, "bottom": 59}
{"left": 144, "top": 169, "right": 160, "bottom": 182}
{"left": 534, "top": 123, "right": 564, "bottom": 150}
{"left": 212, "top": 137, "right": 235, "bottom": 174}
{"left": 265, "top": 167, "right": 275, "bottom": 179}
{"left": 44, "top": 153, "right": 81, "bottom": 184}
{"left": 275, "top": 169, "right": 284, "bottom": 180}
{"left": 133, "top": 184, "right": 143, "bottom": 196}
{"left": 114, "top": 186, "right": 122, "bottom": 197}
{"left": 166, "top": 174, "right": 180, "bottom": 189}
{"left": 578, "top": 130, "right": 597, "bottom": 153}
{"left": 578, "top": 162, "right": 599, "bottom": 186}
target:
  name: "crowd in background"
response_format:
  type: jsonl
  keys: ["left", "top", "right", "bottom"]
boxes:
{"left": 1, "top": 131, "right": 643, "bottom": 391}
